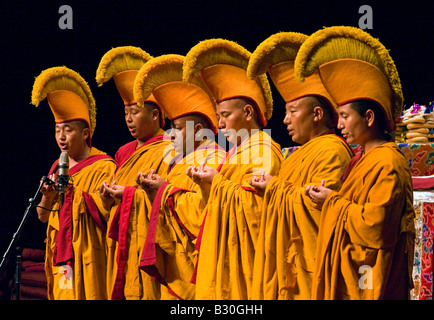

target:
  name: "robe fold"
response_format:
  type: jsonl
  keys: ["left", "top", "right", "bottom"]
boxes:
{"left": 139, "top": 139, "right": 226, "bottom": 300}
{"left": 45, "top": 147, "right": 115, "bottom": 300}
{"left": 194, "top": 130, "right": 283, "bottom": 299}
{"left": 101, "top": 129, "right": 173, "bottom": 300}
{"left": 252, "top": 133, "right": 354, "bottom": 300}
{"left": 312, "top": 142, "right": 415, "bottom": 300}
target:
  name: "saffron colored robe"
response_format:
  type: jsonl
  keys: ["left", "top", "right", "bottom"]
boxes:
{"left": 194, "top": 130, "right": 283, "bottom": 300}
{"left": 252, "top": 133, "right": 354, "bottom": 300}
{"left": 101, "top": 129, "right": 173, "bottom": 300}
{"left": 45, "top": 147, "right": 115, "bottom": 300}
{"left": 312, "top": 142, "right": 415, "bottom": 300}
{"left": 139, "top": 139, "right": 226, "bottom": 300}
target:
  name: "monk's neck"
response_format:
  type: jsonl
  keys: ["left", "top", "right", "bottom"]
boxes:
{"left": 68, "top": 145, "right": 91, "bottom": 168}
{"left": 235, "top": 126, "right": 261, "bottom": 148}
{"left": 313, "top": 127, "right": 334, "bottom": 139}
{"left": 361, "top": 138, "right": 388, "bottom": 154}
{"left": 136, "top": 128, "right": 162, "bottom": 149}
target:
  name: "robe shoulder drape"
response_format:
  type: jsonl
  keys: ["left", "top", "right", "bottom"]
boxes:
{"left": 45, "top": 147, "right": 115, "bottom": 300}
{"left": 312, "top": 142, "right": 415, "bottom": 300}
{"left": 102, "top": 129, "right": 173, "bottom": 300}
{"left": 139, "top": 139, "right": 226, "bottom": 300}
{"left": 195, "top": 130, "right": 283, "bottom": 300}
{"left": 252, "top": 133, "right": 354, "bottom": 300}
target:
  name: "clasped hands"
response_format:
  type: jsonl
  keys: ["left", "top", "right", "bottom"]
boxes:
{"left": 249, "top": 172, "right": 332, "bottom": 205}
{"left": 98, "top": 169, "right": 166, "bottom": 211}
{"left": 99, "top": 179, "right": 125, "bottom": 212}
{"left": 185, "top": 161, "right": 217, "bottom": 186}
{"left": 98, "top": 167, "right": 332, "bottom": 212}
{"left": 185, "top": 165, "right": 274, "bottom": 198}
{"left": 249, "top": 169, "right": 272, "bottom": 196}
{"left": 304, "top": 180, "right": 332, "bottom": 205}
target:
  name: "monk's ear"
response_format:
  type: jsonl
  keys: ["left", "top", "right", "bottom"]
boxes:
{"left": 82, "top": 127, "right": 90, "bottom": 141}
{"left": 313, "top": 106, "right": 324, "bottom": 122}
{"left": 194, "top": 122, "right": 204, "bottom": 138}
{"left": 243, "top": 104, "right": 255, "bottom": 121}
{"left": 152, "top": 108, "right": 160, "bottom": 121}
{"left": 365, "top": 109, "right": 375, "bottom": 127}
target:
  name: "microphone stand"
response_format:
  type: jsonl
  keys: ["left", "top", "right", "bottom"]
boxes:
{"left": 0, "top": 175, "right": 53, "bottom": 300}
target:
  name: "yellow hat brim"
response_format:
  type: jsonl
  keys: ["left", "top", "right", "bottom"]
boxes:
{"left": 294, "top": 26, "right": 403, "bottom": 129}
{"left": 31, "top": 66, "right": 96, "bottom": 137}
{"left": 183, "top": 38, "right": 273, "bottom": 126}
{"left": 96, "top": 46, "right": 153, "bottom": 106}
{"left": 134, "top": 54, "right": 217, "bottom": 133}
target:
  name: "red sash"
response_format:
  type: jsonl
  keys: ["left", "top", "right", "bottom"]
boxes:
{"left": 52, "top": 186, "right": 74, "bottom": 267}
{"left": 49, "top": 154, "right": 113, "bottom": 267}
{"left": 108, "top": 186, "right": 136, "bottom": 300}
{"left": 136, "top": 182, "right": 183, "bottom": 299}
{"left": 139, "top": 142, "right": 225, "bottom": 297}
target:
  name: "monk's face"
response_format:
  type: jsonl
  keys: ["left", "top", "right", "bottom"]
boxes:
{"left": 55, "top": 121, "right": 89, "bottom": 156}
{"left": 283, "top": 96, "right": 317, "bottom": 145}
{"left": 216, "top": 99, "right": 251, "bottom": 146}
{"left": 125, "top": 103, "right": 158, "bottom": 142}
{"left": 169, "top": 117, "right": 188, "bottom": 154}
{"left": 337, "top": 103, "right": 368, "bottom": 145}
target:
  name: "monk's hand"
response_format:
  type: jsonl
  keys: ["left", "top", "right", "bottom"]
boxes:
{"left": 305, "top": 180, "right": 331, "bottom": 206}
{"left": 99, "top": 181, "right": 115, "bottom": 211}
{"left": 249, "top": 169, "right": 272, "bottom": 196}
{"left": 187, "top": 162, "right": 216, "bottom": 205}
{"left": 106, "top": 181, "right": 125, "bottom": 200}
{"left": 136, "top": 169, "right": 165, "bottom": 201}
{"left": 37, "top": 174, "right": 59, "bottom": 222}
{"left": 187, "top": 162, "right": 217, "bottom": 185}
{"left": 135, "top": 170, "right": 154, "bottom": 190}
{"left": 40, "top": 174, "right": 58, "bottom": 202}
{"left": 145, "top": 170, "right": 165, "bottom": 189}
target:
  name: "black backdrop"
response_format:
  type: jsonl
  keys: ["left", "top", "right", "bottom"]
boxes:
{"left": 1, "top": 0, "right": 433, "bottom": 256}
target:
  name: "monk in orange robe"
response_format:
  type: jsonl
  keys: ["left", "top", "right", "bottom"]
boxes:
{"left": 246, "top": 32, "right": 354, "bottom": 300}
{"left": 183, "top": 39, "right": 283, "bottom": 299}
{"left": 129, "top": 54, "right": 226, "bottom": 299}
{"left": 95, "top": 47, "right": 171, "bottom": 300}
{"left": 301, "top": 26, "right": 415, "bottom": 299}
{"left": 32, "top": 66, "right": 116, "bottom": 300}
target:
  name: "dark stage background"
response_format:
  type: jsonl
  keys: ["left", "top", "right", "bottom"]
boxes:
{"left": 1, "top": 0, "right": 433, "bottom": 257}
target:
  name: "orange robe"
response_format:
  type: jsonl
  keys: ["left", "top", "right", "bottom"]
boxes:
{"left": 45, "top": 147, "right": 115, "bottom": 300}
{"left": 252, "top": 133, "right": 354, "bottom": 300}
{"left": 312, "top": 142, "right": 415, "bottom": 299}
{"left": 139, "top": 139, "right": 226, "bottom": 300}
{"left": 194, "top": 130, "right": 283, "bottom": 299}
{"left": 101, "top": 129, "right": 172, "bottom": 300}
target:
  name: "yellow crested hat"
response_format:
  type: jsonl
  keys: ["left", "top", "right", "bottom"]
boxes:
{"left": 96, "top": 46, "right": 165, "bottom": 127}
{"left": 31, "top": 66, "right": 96, "bottom": 144}
{"left": 134, "top": 54, "right": 218, "bottom": 134}
{"left": 247, "top": 31, "right": 338, "bottom": 125}
{"left": 183, "top": 38, "right": 273, "bottom": 127}
{"left": 295, "top": 26, "right": 403, "bottom": 132}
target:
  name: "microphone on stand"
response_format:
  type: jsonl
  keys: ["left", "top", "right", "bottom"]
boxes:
{"left": 57, "top": 151, "right": 70, "bottom": 206}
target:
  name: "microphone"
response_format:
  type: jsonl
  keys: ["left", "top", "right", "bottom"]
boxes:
{"left": 57, "top": 151, "right": 70, "bottom": 206}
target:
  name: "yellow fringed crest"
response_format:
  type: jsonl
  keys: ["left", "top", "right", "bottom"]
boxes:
{"left": 134, "top": 54, "right": 184, "bottom": 106}
{"left": 183, "top": 38, "right": 250, "bottom": 82}
{"left": 96, "top": 46, "right": 153, "bottom": 85}
{"left": 134, "top": 54, "right": 219, "bottom": 133}
{"left": 134, "top": 54, "right": 214, "bottom": 106}
{"left": 247, "top": 31, "right": 308, "bottom": 79}
{"left": 183, "top": 38, "right": 273, "bottom": 123}
{"left": 247, "top": 31, "right": 338, "bottom": 119}
{"left": 31, "top": 66, "right": 96, "bottom": 136}
{"left": 294, "top": 26, "right": 403, "bottom": 121}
